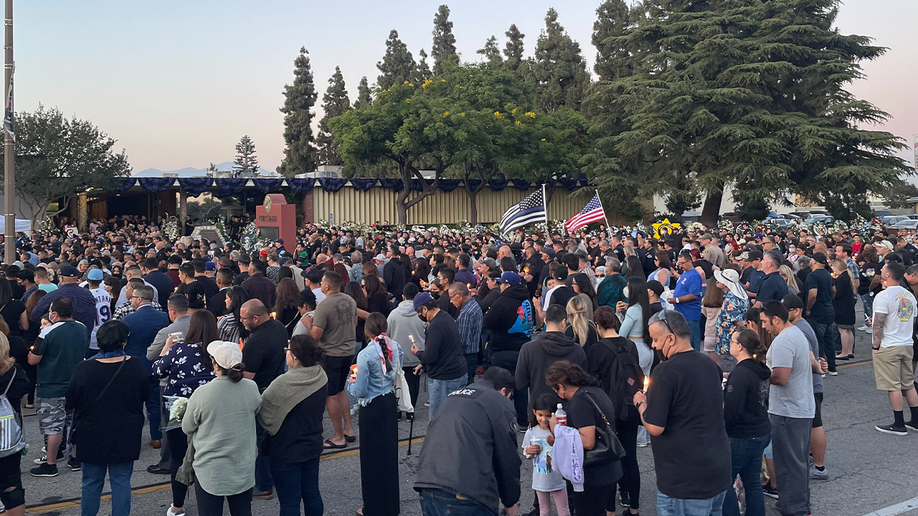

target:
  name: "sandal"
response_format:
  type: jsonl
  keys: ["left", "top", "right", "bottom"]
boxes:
{"left": 344, "top": 434, "right": 357, "bottom": 443}
{"left": 323, "top": 439, "right": 346, "bottom": 449}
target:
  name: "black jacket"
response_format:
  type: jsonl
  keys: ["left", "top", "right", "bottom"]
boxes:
{"left": 515, "top": 331, "right": 586, "bottom": 409}
{"left": 414, "top": 379, "right": 521, "bottom": 511}
{"left": 416, "top": 311, "right": 467, "bottom": 381}
{"left": 482, "top": 284, "right": 533, "bottom": 353}
{"left": 383, "top": 257, "right": 408, "bottom": 300}
{"left": 723, "top": 359, "right": 771, "bottom": 438}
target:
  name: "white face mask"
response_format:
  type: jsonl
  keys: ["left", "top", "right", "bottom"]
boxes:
{"left": 622, "top": 286, "right": 630, "bottom": 299}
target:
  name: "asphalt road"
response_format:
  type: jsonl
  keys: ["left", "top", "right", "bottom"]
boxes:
{"left": 18, "top": 320, "right": 918, "bottom": 516}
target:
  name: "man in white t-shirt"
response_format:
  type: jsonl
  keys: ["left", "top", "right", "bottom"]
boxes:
{"left": 871, "top": 262, "right": 918, "bottom": 435}
{"left": 87, "top": 269, "right": 112, "bottom": 353}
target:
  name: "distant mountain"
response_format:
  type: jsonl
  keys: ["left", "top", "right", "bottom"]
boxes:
{"left": 134, "top": 162, "right": 279, "bottom": 178}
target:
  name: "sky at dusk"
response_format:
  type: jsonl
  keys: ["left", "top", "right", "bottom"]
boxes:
{"left": 12, "top": 0, "right": 918, "bottom": 173}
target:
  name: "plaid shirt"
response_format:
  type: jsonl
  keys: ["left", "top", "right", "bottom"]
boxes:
{"left": 456, "top": 297, "right": 483, "bottom": 355}
{"left": 113, "top": 300, "right": 164, "bottom": 320}
{"left": 845, "top": 258, "right": 860, "bottom": 280}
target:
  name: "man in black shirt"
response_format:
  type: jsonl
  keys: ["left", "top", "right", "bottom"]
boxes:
{"left": 411, "top": 293, "right": 467, "bottom": 420}
{"left": 240, "top": 299, "right": 288, "bottom": 500}
{"left": 634, "top": 310, "right": 732, "bottom": 512}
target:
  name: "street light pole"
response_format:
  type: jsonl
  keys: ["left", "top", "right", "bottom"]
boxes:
{"left": 3, "top": 0, "right": 13, "bottom": 265}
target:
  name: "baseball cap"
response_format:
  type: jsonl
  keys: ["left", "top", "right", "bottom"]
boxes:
{"left": 206, "top": 341, "right": 243, "bottom": 370}
{"left": 87, "top": 269, "right": 104, "bottom": 281}
{"left": 374, "top": 254, "right": 386, "bottom": 261}
{"left": 553, "top": 267, "right": 569, "bottom": 282}
{"left": 811, "top": 252, "right": 828, "bottom": 266}
{"left": 278, "top": 257, "right": 289, "bottom": 266}
{"left": 412, "top": 292, "right": 434, "bottom": 311}
{"left": 646, "top": 280, "right": 665, "bottom": 297}
{"left": 204, "top": 262, "right": 217, "bottom": 271}
{"left": 480, "top": 257, "right": 499, "bottom": 270}
{"left": 276, "top": 239, "right": 284, "bottom": 245}
{"left": 877, "top": 240, "right": 894, "bottom": 252}
{"left": 495, "top": 271, "right": 521, "bottom": 285}
{"left": 60, "top": 266, "right": 80, "bottom": 278}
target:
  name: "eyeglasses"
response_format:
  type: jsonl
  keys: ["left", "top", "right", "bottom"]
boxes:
{"left": 596, "top": 274, "right": 605, "bottom": 278}
{"left": 283, "top": 347, "right": 290, "bottom": 352}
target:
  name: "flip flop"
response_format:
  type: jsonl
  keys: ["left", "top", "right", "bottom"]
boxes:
{"left": 323, "top": 439, "right": 346, "bottom": 449}
{"left": 344, "top": 434, "right": 357, "bottom": 443}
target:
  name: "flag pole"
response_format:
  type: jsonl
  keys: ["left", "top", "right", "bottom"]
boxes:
{"left": 595, "top": 190, "right": 612, "bottom": 241}
{"left": 3, "top": 0, "right": 13, "bottom": 266}
{"left": 542, "top": 183, "right": 551, "bottom": 244}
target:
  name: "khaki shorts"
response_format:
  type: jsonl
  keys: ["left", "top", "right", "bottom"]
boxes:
{"left": 873, "top": 346, "right": 915, "bottom": 391}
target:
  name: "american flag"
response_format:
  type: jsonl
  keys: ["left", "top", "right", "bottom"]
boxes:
{"left": 565, "top": 193, "right": 605, "bottom": 233}
{"left": 499, "top": 189, "right": 547, "bottom": 236}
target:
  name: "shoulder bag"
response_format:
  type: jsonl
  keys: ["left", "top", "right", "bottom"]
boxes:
{"left": 581, "top": 389, "right": 626, "bottom": 466}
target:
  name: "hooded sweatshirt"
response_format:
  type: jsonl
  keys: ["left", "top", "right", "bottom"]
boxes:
{"left": 483, "top": 284, "right": 534, "bottom": 353}
{"left": 723, "top": 358, "right": 772, "bottom": 438}
{"left": 387, "top": 300, "right": 426, "bottom": 368}
{"left": 515, "top": 331, "right": 587, "bottom": 409}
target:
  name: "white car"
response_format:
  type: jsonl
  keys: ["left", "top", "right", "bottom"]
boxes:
{"left": 890, "top": 220, "right": 918, "bottom": 230}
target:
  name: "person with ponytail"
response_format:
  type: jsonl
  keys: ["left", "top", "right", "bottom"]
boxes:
{"left": 182, "top": 341, "right": 261, "bottom": 516}
{"left": 346, "top": 312, "right": 403, "bottom": 516}
{"left": 722, "top": 329, "right": 772, "bottom": 516}
{"left": 259, "top": 335, "right": 328, "bottom": 516}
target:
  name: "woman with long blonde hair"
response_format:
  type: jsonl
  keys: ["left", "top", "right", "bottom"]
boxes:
{"left": 779, "top": 265, "right": 800, "bottom": 295}
{"left": 565, "top": 296, "right": 598, "bottom": 352}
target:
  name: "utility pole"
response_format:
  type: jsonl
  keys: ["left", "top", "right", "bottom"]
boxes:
{"left": 2, "top": 0, "right": 12, "bottom": 265}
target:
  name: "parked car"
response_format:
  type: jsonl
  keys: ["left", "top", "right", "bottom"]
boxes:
{"left": 890, "top": 220, "right": 918, "bottom": 230}
{"left": 805, "top": 215, "right": 835, "bottom": 225}
{"left": 884, "top": 216, "right": 911, "bottom": 226}
{"left": 874, "top": 209, "right": 893, "bottom": 219}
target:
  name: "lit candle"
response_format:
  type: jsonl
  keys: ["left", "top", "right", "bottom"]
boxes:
{"left": 466, "top": 283, "right": 471, "bottom": 289}
{"left": 643, "top": 376, "right": 650, "bottom": 391}
{"left": 270, "top": 311, "right": 277, "bottom": 319}
{"left": 238, "top": 338, "right": 244, "bottom": 350}
{"left": 409, "top": 335, "right": 416, "bottom": 344}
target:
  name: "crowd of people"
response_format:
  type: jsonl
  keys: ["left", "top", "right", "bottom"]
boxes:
{"left": 0, "top": 212, "right": 914, "bottom": 516}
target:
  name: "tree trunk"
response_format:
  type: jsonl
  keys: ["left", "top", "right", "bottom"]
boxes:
{"left": 469, "top": 188, "right": 479, "bottom": 225}
{"left": 700, "top": 183, "right": 725, "bottom": 228}
{"left": 395, "top": 187, "right": 410, "bottom": 226}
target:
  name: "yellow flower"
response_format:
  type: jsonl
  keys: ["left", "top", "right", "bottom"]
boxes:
{"left": 494, "top": 111, "right": 502, "bottom": 118}
{"left": 441, "top": 79, "right": 446, "bottom": 82}
{"left": 525, "top": 112, "right": 536, "bottom": 118}
{"left": 443, "top": 111, "right": 450, "bottom": 116}
{"left": 406, "top": 99, "right": 411, "bottom": 103}
{"left": 403, "top": 80, "right": 409, "bottom": 84}
{"left": 540, "top": 138, "right": 546, "bottom": 141}
{"left": 459, "top": 112, "right": 465, "bottom": 117}
{"left": 511, "top": 108, "right": 517, "bottom": 114}
{"left": 409, "top": 83, "right": 414, "bottom": 87}
{"left": 515, "top": 120, "right": 521, "bottom": 125}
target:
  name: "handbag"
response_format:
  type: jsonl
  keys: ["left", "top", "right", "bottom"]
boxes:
{"left": 581, "top": 389, "right": 626, "bottom": 466}
{"left": 394, "top": 363, "right": 414, "bottom": 414}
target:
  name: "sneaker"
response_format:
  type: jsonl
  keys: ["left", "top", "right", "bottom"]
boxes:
{"left": 33, "top": 449, "right": 64, "bottom": 465}
{"left": 253, "top": 490, "right": 274, "bottom": 501}
{"left": 904, "top": 420, "right": 918, "bottom": 432}
{"left": 857, "top": 325, "right": 869, "bottom": 332}
{"left": 762, "top": 483, "right": 779, "bottom": 499}
{"left": 809, "top": 466, "right": 828, "bottom": 480}
{"left": 620, "top": 491, "right": 631, "bottom": 508}
{"left": 827, "top": 371, "right": 839, "bottom": 376}
{"left": 875, "top": 424, "right": 908, "bottom": 436}
{"left": 167, "top": 506, "right": 186, "bottom": 516}
{"left": 67, "top": 457, "right": 81, "bottom": 471}
{"left": 29, "top": 463, "right": 59, "bottom": 477}
{"left": 866, "top": 327, "right": 873, "bottom": 334}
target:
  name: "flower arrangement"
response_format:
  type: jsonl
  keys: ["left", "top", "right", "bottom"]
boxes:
{"left": 166, "top": 396, "right": 188, "bottom": 430}
{"left": 162, "top": 216, "right": 181, "bottom": 242}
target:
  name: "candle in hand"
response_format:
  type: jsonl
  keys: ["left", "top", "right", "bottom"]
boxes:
{"left": 643, "top": 376, "right": 650, "bottom": 391}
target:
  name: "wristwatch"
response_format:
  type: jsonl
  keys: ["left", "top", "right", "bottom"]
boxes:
{"left": 672, "top": 297, "right": 679, "bottom": 304}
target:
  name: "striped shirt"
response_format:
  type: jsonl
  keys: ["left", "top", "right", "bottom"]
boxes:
{"left": 456, "top": 297, "right": 483, "bottom": 355}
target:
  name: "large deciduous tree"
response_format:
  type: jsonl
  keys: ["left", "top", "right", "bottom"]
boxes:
{"left": 377, "top": 30, "right": 416, "bottom": 90}
{"left": 278, "top": 47, "right": 318, "bottom": 176}
{"left": 0, "top": 106, "right": 131, "bottom": 225}
{"left": 317, "top": 66, "right": 351, "bottom": 166}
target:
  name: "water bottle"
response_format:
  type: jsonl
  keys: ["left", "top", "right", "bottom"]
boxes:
{"left": 555, "top": 403, "right": 567, "bottom": 426}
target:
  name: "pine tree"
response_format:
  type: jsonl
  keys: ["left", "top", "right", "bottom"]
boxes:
{"left": 316, "top": 66, "right": 351, "bottom": 166}
{"left": 477, "top": 36, "right": 503, "bottom": 69}
{"left": 233, "top": 135, "right": 259, "bottom": 177}
{"left": 377, "top": 29, "right": 416, "bottom": 89}
{"left": 592, "top": 0, "right": 634, "bottom": 81}
{"left": 431, "top": 4, "right": 457, "bottom": 75}
{"left": 354, "top": 76, "right": 372, "bottom": 110}
{"left": 503, "top": 24, "right": 525, "bottom": 72}
{"left": 278, "top": 47, "right": 318, "bottom": 176}
{"left": 532, "top": 8, "right": 590, "bottom": 112}
{"left": 417, "top": 49, "right": 433, "bottom": 80}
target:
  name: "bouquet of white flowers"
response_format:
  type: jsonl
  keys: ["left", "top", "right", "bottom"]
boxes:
{"left": 166, "top": 396, "right": 188, "bottom": 431}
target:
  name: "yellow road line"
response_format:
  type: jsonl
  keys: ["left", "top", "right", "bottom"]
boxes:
{"left": 25, "top": 437, "right": 425, "bottom": 514}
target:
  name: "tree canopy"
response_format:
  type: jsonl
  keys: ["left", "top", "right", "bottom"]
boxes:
{"left": 317, "top": 66, "right": 351, "bottom": 166}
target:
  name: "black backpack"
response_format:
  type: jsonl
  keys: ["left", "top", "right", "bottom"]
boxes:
{"left": 599, "top": 337, "right": 645, "bottom": 421}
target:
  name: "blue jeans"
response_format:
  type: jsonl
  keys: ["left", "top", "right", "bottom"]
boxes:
{"left": 81, "top": 462, "right": 133, "bottom": 516}
{"left": 146, "top": 377, "right": 162, "bottom": 441}
{"left": 465, "top": 353, "right": 478, "bottom": 386}
{"left": 254, "top": 420, "right": 273, "bottom": 492}
{"left": 428, "top": 376, "right": 466, "bottom": 420}
{"left": 657, "top": 490, "right": 726, "bottom": 516}
{"left": 860, "top": 293, "right": 874, "bottom": 319}
{"left": 723, "top": 435, "right": 771, "bottom": 516}
{"left": 419, "top": 489, "right": 494, "bottom": 516}
{"left": 270, "top": 457, "right": 322, "bottom": 516}
{"left": 688, "top": 319, "right": 702, "bottom": 352}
